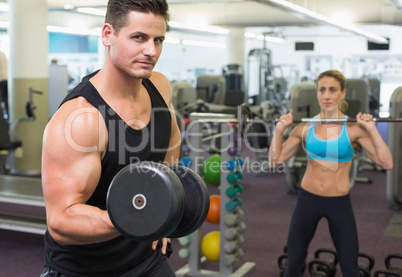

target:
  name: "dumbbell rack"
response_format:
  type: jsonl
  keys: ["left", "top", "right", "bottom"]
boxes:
{"left": 176, "top": 113, "right": 256, "bottom": 277}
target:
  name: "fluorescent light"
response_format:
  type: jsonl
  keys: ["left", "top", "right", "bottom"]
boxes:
{"left": 259, "top": 0, "right": 389, "bottom": 44}
{"left": 245, "top": 32, "right": 257, "bottom": 39}
{"left": 76, "top": 7, "right": 106, "bottom": 16}
{"left": 168, "top": 21, "right": 229, "bottom": 35}
{"left": 264, "top": 36, "right": 284, "bottom": 43}
{"left": 182, "top": 39, "right": 226, "bottom": 48}
{"left": 63, "top": 4, "right": 74, "bottom": 10}
{"left": 256, "top": 34, "right": 265, "bottom": 40}
{"left": 245, "top": 32, "right": 284, "bottom": 43}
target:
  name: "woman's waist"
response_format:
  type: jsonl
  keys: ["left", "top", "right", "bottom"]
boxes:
{"left": 301, "top": 161, "right": 352, "bottom": 196}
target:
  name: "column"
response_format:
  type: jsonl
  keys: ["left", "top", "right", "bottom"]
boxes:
{"left": 9, "top": 0, "right": 49, "bottom": 174}
{"left": 225, "top": 27, "right": 245, "bottom": 67}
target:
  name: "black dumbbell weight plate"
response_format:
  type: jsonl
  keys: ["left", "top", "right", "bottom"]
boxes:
{"left": 107, "top": 162, "right": 185, "bottom": 241}
{"left": 168, "top": 165, "right": 210, "bottom": 238}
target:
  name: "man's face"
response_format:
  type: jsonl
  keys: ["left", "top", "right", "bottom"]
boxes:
{"left": 107, "top": 11, "right": 166, "bottom": 79}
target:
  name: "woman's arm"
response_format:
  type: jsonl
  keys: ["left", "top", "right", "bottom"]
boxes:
{"left": 353, "top": 112, "right": 393, "bottom": 170}
{"left": 268, "top": 113, "right": 303, "bottom": 168}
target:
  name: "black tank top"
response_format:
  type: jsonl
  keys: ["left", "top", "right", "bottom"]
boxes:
{"left": 43, "top": 71, "right": 172, "bottom": 277}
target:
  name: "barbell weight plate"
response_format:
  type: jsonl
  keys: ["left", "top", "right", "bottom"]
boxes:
{"left": 168, "top": 165, "right": 210, "bottom": 238}
{"left": 107, "top": 161, "right": 185, "bottom": 241}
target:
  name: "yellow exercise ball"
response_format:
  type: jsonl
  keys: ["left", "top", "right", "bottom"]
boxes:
{"left": 201, "top": 231, "right": 220, "bottom": 262}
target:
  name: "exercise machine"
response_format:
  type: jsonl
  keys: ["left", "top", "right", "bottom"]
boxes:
{"left": 386, "top": 87, "right": 402, "bottom": 210}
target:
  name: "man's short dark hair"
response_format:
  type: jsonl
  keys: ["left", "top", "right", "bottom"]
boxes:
{"left": 105, "top": 0, "right": 169, "bottom": 33}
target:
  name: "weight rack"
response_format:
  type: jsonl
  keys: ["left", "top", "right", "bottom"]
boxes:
{"left": 175, "top": 112, "right": 256, "bottom": 277}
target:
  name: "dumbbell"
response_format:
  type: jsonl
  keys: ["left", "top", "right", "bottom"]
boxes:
{"left": 224, "top": 222, "right": 246, "bottom": 240}
{"left": 223, "top": 209, "right": 244, "bottom": 227}
{"left": 226, "top": 171, "right": 243, "bottom": 184}
{"left": 229, "top": 131, "right": 239, "bottom": 142}
{"left": 178, "top": 248, "right": 190, "bottom": 259}
{"left": 107, "top": 162, "right": 210, "bottom": 241}
{"left": 225, "top": 158, "right": 244, "bottom": 172}
{"left": 225, "top": 198, "right": 243, "bottom": 212}
{"left": 226, "top": 160, "right": 237, "bottom": 171}
{"left": 224, "top": 235, "right": 244, "bottom": 254}
{"left": 228, "top": 146, "right": 239, "bottom": 156}
{"left": 177, "top": 236, "right": 191, "bottom": 259}
{"left": 177, "top": 236, "right": 190, "bottom": 246}
{"left": 226, "top": 184, "right": 244, "bottom": 198}
{"left": 223, "top": 249, "right": 244, "bottom": 266}
{"left": 180, "top": 156, "right": 191, "bottom": 167}
{"left": 358, "top": 252, "right": 375, "bottom": 277}
{"left": 313, "top": 248, "right": 338, "bottom": 277}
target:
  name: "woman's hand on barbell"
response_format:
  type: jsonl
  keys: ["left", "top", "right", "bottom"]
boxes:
{"left": 356, "top": 112, "right": 376, "bottom": 131}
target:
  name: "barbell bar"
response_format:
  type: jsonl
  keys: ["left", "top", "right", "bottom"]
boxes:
{"left": 252, "top": 117, "right": 402, "bottom": 123}
{"left": 197, "top": 117, "right": 402, "bottom": 124}
{"left": 193, "top": 104, "right": 402, "bottom": 137}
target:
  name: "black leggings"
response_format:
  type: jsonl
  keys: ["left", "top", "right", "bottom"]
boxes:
{"left": 284, "top": 188, "right": 360, "bottom": 277}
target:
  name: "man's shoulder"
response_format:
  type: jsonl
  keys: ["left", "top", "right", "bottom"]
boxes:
{"left": 149, "top": 71, "right": 169, "bottom": 87}
{"left": 148, "top": 71, "right": 172, "bottom": 100}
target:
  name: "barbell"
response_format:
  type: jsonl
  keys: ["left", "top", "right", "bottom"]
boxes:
{"left": 107, "top": 161, "right": 210, "bottom": 241}
{"left": 195, "top": 104, "right": 402, "bottom": 137}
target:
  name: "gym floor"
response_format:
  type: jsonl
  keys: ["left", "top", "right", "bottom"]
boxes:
{"left": 0, "top": 156, "right": 401, "bottom": 276}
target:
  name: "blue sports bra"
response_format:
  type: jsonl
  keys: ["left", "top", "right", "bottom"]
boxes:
{"left": 305, "top": 115, "right": 354, "bottom": 162}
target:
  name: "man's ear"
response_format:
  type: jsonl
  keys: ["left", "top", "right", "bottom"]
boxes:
{"left": 102, "top": 23, "right": 113, "bottom": 47}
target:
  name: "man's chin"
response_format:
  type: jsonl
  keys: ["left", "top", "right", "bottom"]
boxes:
{"left": 127, "top": 69, "right": 153, "bottom": 80}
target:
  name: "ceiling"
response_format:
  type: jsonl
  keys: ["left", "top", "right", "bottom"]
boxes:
{"left": 44, "top": 0, "right": 402, "bottom": 27}
{"left": 4, "top": 0, "right": 402, "bottom": 40}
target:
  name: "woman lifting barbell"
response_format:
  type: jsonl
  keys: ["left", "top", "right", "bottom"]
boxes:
{"left": 268, "top": 69, "right": 393, "bottom": 277}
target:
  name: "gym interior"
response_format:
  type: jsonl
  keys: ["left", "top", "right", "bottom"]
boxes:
{"left": 0, "top": 0, "right": 402, "bottom": 276}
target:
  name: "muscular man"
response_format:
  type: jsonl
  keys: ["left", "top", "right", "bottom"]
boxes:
{"left": 41, "top": 1, "right": 181, "bottom": 276}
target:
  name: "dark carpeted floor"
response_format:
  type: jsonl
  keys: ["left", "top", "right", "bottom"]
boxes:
{"left": 0, "top": 167, "right": 401, "bottom": 276}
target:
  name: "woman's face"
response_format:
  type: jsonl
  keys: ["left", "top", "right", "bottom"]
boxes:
{"left": 317, "top": 76, "right": 346, "bottom": 112}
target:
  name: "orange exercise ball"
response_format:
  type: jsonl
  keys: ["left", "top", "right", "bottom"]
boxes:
{"left": 206, "top": 195, "right": 220, "bottom": 224}
{"left": 201, "top": 231, "right": 220, "bottom": 262}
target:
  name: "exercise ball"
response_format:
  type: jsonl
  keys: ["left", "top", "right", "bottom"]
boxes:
{"left": 203, "top": 154, "right": 221, "bottom": 186}
{"left": 206, "top": 195, "right": 220, "bottom": 224}
{"left": 201, "top": 231, "right": 220, "bottom": 262}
